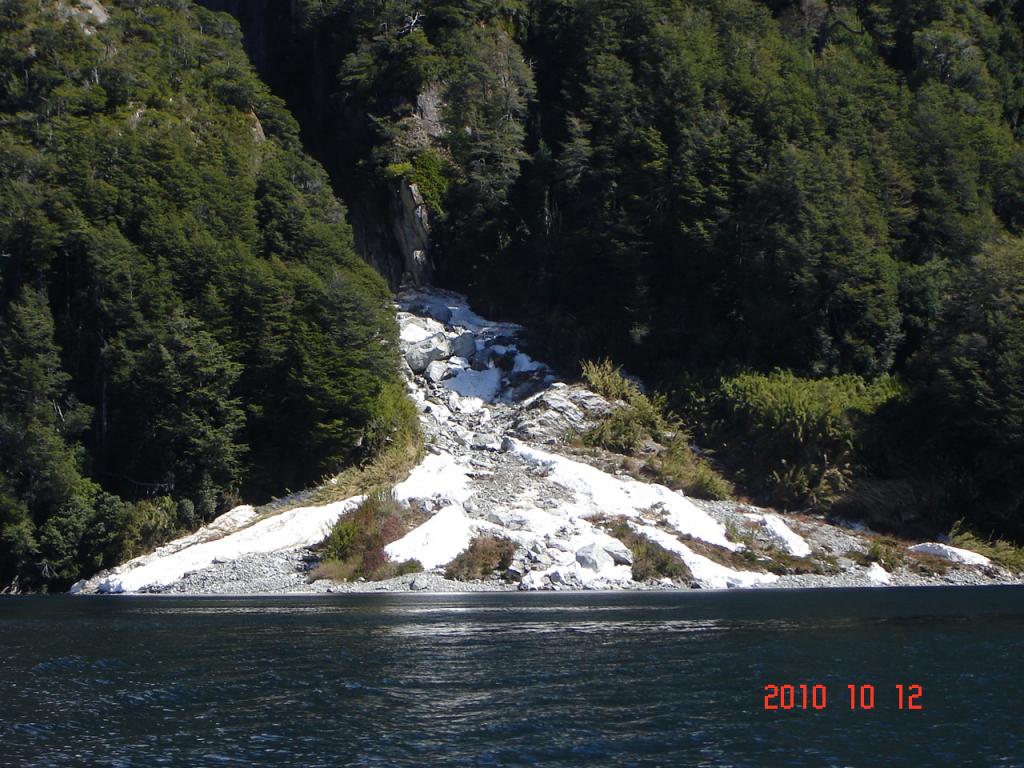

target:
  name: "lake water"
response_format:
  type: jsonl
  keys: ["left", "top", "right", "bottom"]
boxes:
{"left": 1, "top": 587, "right": 1022, "bottom": 767}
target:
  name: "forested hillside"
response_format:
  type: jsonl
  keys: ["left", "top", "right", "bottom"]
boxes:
{"left": 0, "top": 0, "right": 415, "bottom": 590}
{"left": 3, "top": 0, "right": 1023, "bottom": 591}
{"left": 225, "top": 0, "right": 1024, "bottom": 542}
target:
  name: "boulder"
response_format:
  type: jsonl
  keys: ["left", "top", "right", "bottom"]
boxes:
{"left": 513, "top": 386, "right": 614, "bottom": 443}
{"left": 399, "top": 314, "right": 446, "bottom": 344}
{"left": 470, "top": 346, "right": 496, "bottom": 370}
{"left": 519, "top": 570, "right": 548, "bottom": 590}
{"left": 424, "top": 360, "right": 450, "bottom": 383}
{"left": 602, "top": 540, "right": 633, "bottom": 565}
{"left": 576, "top": 543, "right": 614, "bottom": 572}
{"left": 450, "top": 330, "right": 477, "bottom": 359}
{"left": 908, "top": 542, "right": 992, "bottom": 566}
{"left": 470, "top": 432, "right": 501, "bottom": 451}
{"left": 409, "top": 574, "right": 432, "bottom": 590}
{"left": 405, "top": 333, "right": 452, "bottom": 373}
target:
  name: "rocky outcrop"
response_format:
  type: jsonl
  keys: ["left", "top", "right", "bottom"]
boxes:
{"left": 391, "top": 180, "right": 435, "bottom": 286}
{"left": 57, "top": 0, "right": 108, "bottom": 33}
{"left": 416, "top": 84, "right": 446, "bottom": 140}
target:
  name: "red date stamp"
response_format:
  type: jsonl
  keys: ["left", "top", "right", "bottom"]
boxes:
{"left": 763, "top": 684, "right": 924, "bottom": 711}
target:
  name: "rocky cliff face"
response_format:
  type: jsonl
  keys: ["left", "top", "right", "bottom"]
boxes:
{"left": 391, "top": 180, "right": 435, "bottom": 286}
{"left": 194, "top": 0, "right": 436, "bottom": 288}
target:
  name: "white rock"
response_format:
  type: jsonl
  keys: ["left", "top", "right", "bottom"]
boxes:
{"left": 866, "top": 562, "right": 891, "bottom": 584}
{"left": 444, "top": 367, "right": 503, "bottom": 402}
{"left": 520, "top": 570, "right": 548, "bottom": 590}
{"left": 752, "top": 513, "right": 812, "bottom": 557}
{"left": 424, "top": 360, "right": 449, "bottom": 383}
{"left": 384, "top": 505, "right": 476, "bottom": 570}
{"left": 393, "top": 452, "right": 473, "bottom": 507}
{"left": 908, "top": 542, "right": 991, "bottom": 566}
{"left": 405, "top": 332, "right": 452, "bottom": 373}
{"left": 602, "top": 539, "right": 633, "bottom": 565}
{"left": 631, "top": 523, "right": 778, "bottom": 589}
{"left": 509, "top": 440, "right": 737, "bottom": 550}
{"left": 576, "top": 543, "right": 614, "bottom": 571}
{"left": 88, "top": 498, "right": 363, "bottom": 594}
{"left": 398, "top": 314, "right": 445, "bottom": 344}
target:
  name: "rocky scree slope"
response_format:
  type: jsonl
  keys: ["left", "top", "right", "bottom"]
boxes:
{"left": 72, "top": 290, "right": 1019, "bottom": 594}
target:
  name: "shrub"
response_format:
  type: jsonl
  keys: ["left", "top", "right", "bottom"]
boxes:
{"left": 605, "top": 519, "right": 692, "bottom": 583}
{"left": 584, "top": 407, "right": 652, "bottom": 453}
{"left": 311, "top": 556, "right": 421, "bottom": 582}
{"left": 384, "top": 150, "right": 456, "bottom": 214}
{"left": 313, "top": 489, "right": 420, "bottom": 581}
{"left": 847, "top": 537, "right": 905, "bottom": 571}
{"left": 650, "top": 443, "right": 733, "bottom": 501}
{"left": 950, "top": 523, "right": 1024, "bottom": 574}
{"left": 445, "top": 536, "right": 516, "bottom": 581}
{"left": 580, "top": 360, "right": 732, "bottom": 500}
{"left": 708, "top": 371, "right": 903, "bottom": 507}
{"left": 630, "top": 538, "right": 690, "bottom": 582}
{"left": 582, "top": 359, "right": 642, "bottom": 403}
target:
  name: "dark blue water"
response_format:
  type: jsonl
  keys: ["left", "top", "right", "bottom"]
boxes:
{"left": 1, "top": 587, "right": 1022, "bottom": 767}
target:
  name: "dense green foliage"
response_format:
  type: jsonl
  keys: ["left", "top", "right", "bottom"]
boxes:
{"left": 706, "top": 371, "right": 903, "bottom": 505}
{"left": 253, "top": 0, "right": 1024, "bottom": 538}
{"left": 0, "top": 1, "right": 413, "bottom": 590}
{"left": 4, "top": 0, "right": 1024, "bottom": 594}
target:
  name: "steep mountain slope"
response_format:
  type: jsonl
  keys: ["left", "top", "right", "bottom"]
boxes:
{"left": 203, "top": 0, "right": 1024, "bottom": 542}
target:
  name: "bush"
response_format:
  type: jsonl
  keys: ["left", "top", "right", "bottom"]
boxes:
{"left": 581, "top": 359, "right": 732, "bottom": 500}
{"left": 384, "top": 150, "right": 456, "bottom": 214}
{"left": 649, "top": 443, "right": 733, "bottom": 501}
{"left": 445, "top": 536, "right": 516, "bottom": 580}
{"left": 708, "top": 371, "right": 903, "bottom": 507}
{"left": 584, "top": 407, "right": 653, "bottom": 454}
{"left": 605, "top": 519, "right": 691, "bottom": 583}
{"left": 950, "top": 523, "right": 1024, "bottom": 574}
{"left": 582, "top": 359, "right": 642, "bottom": 403}
{"left": 314, "top": 489, "right": 420, "bottom": 581}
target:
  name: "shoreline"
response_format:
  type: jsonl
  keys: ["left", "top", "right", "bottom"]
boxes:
{"left": 55, "top": 568, "right": 1023, "bottom": 598}
{"left": 19, "top": 580, "right": 1023, "bottom": 599}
